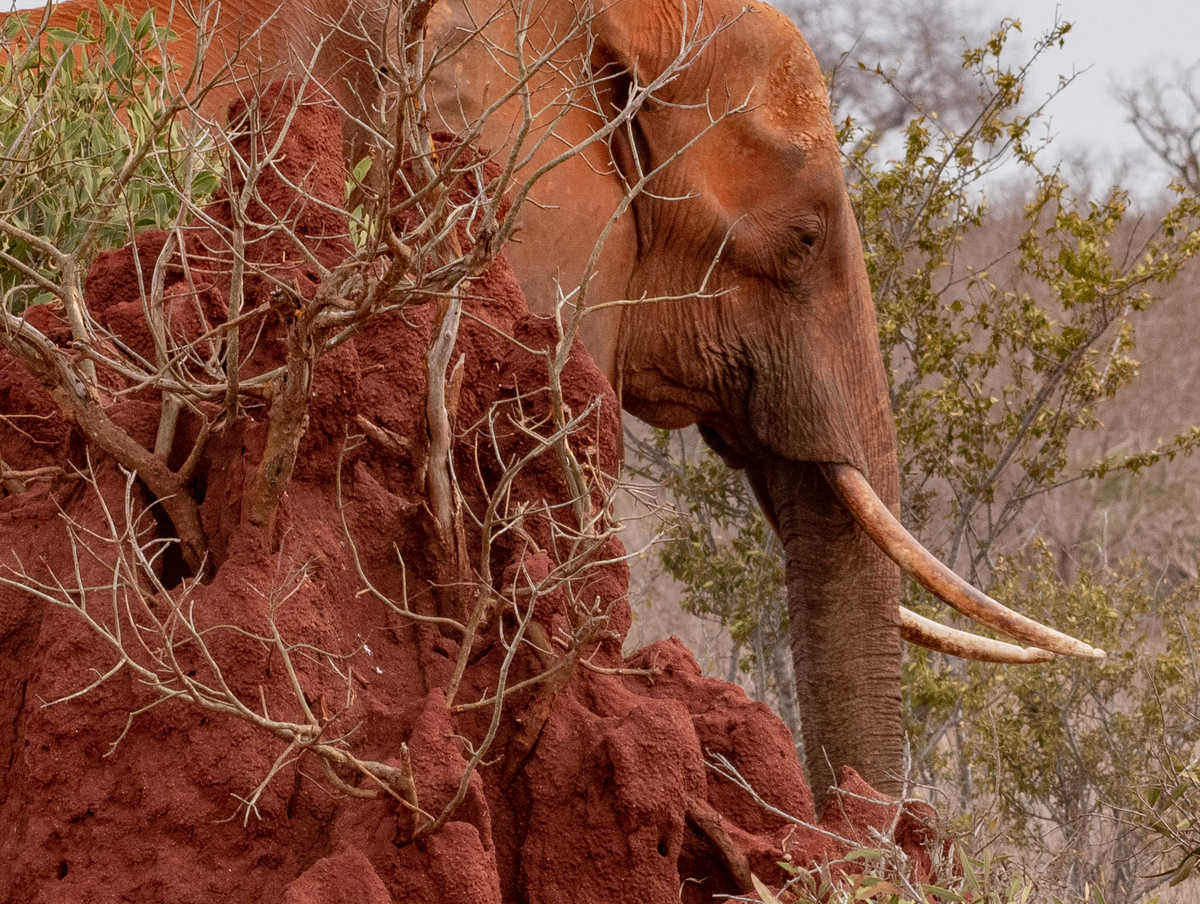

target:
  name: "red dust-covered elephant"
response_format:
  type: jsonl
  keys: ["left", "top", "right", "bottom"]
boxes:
{"left": 6, "top": 0, "right": 1103, "bottom": 802}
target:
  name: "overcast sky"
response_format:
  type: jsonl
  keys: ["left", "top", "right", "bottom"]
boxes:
{"left": 982, "top": 0, "right": 1199, "bottom": 187}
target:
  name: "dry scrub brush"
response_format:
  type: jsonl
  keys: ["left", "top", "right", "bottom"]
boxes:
{"left": 0, "top": 0, "right": 726, "bottom": 834}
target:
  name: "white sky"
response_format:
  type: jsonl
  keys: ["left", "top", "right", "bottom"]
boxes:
{"left": 987, "top": 0, "right": 1200, "bottom": 188}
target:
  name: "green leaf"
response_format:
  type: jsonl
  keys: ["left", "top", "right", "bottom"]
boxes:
{"left": 750, "top": 873, "right": 784, "bottom": 904}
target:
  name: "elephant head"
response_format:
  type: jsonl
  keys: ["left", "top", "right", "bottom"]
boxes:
{"left": 423, "top": 0, "right": 1104, "bottom": 801}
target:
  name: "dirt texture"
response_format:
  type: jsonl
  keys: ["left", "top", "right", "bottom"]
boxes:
{"left": 0, "top": 82, "right": 939, "bottom": 902}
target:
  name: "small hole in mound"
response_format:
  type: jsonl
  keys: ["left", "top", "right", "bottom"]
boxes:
{"left": 57, "top": 860, "right": 68, "bottom": 880}
{"left": 146, "top": 499, "right": 193, "bottom": 589}
{"left": 657, "top": 838, "right": 669, "bottom": 857}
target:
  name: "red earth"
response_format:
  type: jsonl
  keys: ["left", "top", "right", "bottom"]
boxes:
{"left": 0, "top": 81, "right": 940, "bottom": 902}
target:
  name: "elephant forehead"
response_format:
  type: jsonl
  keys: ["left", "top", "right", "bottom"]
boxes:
{"left": 725, "top": 3, "right": 836, "bottom": 147}
{"left": 760, "top": 50, "right": 838, "bottom": 151}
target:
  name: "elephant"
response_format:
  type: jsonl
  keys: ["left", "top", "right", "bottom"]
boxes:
{"left": 10, "top": 0, "right": 1103, "bottom": 803}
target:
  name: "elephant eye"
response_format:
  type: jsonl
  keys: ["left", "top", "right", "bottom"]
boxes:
{"left": 783, "top": 220, "right": 823, "bottom": 266}
{"left": 791, "top": 220, "right": 823, "bottom": 253}
{"left": 760, "top": 219, "right": 824, "bottom": 290}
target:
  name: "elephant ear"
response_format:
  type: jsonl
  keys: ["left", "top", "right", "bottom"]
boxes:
{"left": 590, "top": 0, "right": 713, "bottom": 92}
{"left": 590, "top": 0, "right": 734, "bottom": 251}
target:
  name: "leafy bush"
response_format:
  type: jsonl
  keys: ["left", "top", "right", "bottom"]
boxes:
{"left": 907, "top": 549, "right": 1200, "bottom": 901}
{"left": 626, "top": 427, "right": 796, "bottom": 732}
{"left": 0, "top": 2, "right": 217, "bottom": 308}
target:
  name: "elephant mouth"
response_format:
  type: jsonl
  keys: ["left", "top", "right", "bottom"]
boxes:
{"left": 699, "top": 425, "right": 1106, "bottom": 665}
{"left": 697, "top": 424, "right": 747, "bottom": 470}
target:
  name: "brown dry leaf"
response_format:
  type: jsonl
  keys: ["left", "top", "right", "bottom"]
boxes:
{"left": 852, "top": 876, "right": 902, "bottom": 900}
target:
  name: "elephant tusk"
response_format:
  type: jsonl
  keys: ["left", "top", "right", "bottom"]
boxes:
{"left": 822, "top": 462, "right": 1106, "bottom": 661}
{"left": 900, "top": 607, "right": 1054, "bottom": 664}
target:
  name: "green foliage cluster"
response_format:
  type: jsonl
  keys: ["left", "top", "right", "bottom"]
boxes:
{"left": 842, "top": 25, "right": 1200, "bottom": 896}
{"left": 632, "top": 429, "right": 784, "bottom": 651}
{"left": 845, "top": 18, "right": 1200, "bottom": 567}
{"left": 624, "top": 424, "right": 801, "bottom": 734}
{"left": 626, "top": 427, "right": 796, "bottom": 730}
{"left": 0, "top": 2, "right": 217, "bottom": 308}
{"left": 907, "top": 549, "right": 1200, "bottom": 900}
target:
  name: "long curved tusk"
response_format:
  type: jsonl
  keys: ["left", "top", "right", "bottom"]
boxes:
{"left": 822, "top": 462, "right": 1106, "bottom": 660}
{"left": 900, "top": 607, "right": 1054, "bottom": 663}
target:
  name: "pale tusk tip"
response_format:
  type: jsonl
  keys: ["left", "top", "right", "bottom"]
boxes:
{"left": 1054, "top": 643, "right": 1106, "bottom": 660}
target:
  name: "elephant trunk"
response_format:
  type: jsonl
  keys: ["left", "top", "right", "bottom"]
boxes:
{"left": 756, "top": 451, "right": 1109, "bottom": 807}
{"left": 737, "top": 185, "right": 1106, "bottom": 804}
{"left": 759, "top": 457, "right": 904, "bottom": 807}
{"left": 743, "top": 241, "right": 910, "bottom": 803}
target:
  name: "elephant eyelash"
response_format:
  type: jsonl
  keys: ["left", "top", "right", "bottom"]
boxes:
{"left": 745, "top": 221, "right": 823, "bottom": 291}
{"left": 789, "top": 221, "right": 823, "bottom": 253}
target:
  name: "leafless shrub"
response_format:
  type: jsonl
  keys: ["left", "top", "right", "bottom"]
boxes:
{"left": 0, "top": 0, "right": 731, "bottom": 832}
{"left": 1118, "top": 63, "right": 1200, "bottom": 195}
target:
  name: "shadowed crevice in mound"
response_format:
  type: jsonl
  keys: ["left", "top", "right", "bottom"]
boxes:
{"left": 0, "top": 80, "right": 940, "bottom": 903}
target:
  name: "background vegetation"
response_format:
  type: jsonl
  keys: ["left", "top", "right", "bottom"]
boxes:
{"left": 628, "top": 4, "right": 1200, "bottom": 901}
{"left": 0, "top": 4, "right": 218, "bottom": 309}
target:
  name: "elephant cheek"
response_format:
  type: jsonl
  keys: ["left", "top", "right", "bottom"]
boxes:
{"left": 745, "top": 357, "right": 868, "bottom": 474}
{"left": 755, "top": 458, "right": 903, "bottom": 806}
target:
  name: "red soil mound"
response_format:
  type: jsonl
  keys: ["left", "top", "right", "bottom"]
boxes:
{"left": 0, "top": 82, "right": 938, "bottom": 902}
